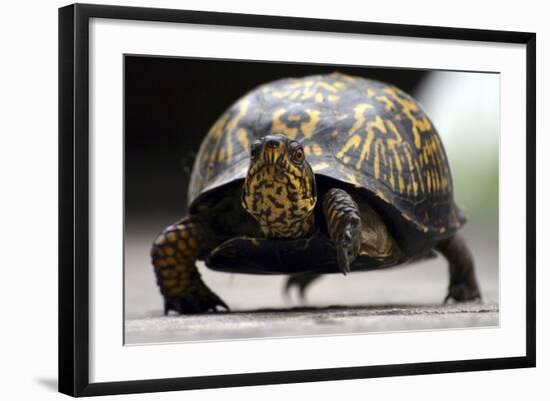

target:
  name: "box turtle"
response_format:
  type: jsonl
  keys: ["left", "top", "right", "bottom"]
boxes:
{"left": 151, "top": 72, "right": 481, "bottom": 314}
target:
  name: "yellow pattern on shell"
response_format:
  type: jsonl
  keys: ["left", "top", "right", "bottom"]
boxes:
{"left": 312, "top": 162, "right": 330, "bottom": 171}
{"left": 333, "top": 81, "right": 348, "bottom": 90}
{"left": 349, "top": 104, "right": 374, "bottom": 136}
{"left": 206, "top": 113, "right": 229, "bottom": 169}
{"left": 374, "top": 138, "right": 388, "bottom": 180}
{"left": 402, "top": 143, "right": 419, "bottom": 196}
{"left": 312, "top": 143, "right": 323, "bottom": 156}
{"left": 336, "top": 134, "right": 361, "bottom": 164}
{"left": 301, "top": 109, "right": 321, "bottom": 138}
{"left": 346, "top": 173, "right": 361, "bottom": 187}
{"left": 270, "top": 108, "right": 320, "bottom": 139}
{"left": 224, "top": 100, "right": 250, "bottom": 162}
{"left": 317, "top": 81, "right": 339, "bottom": 92}
{"left": 189, "top": 73, "right": 458, "bottom": 238}
{"left": 376, "top": 96, "right": 396, "bottom": 111}
{"left": 272, "top": 108, "right": 296, "bottom": 138}
{"left": 385, "top": 119, "right": 405, "bottom": 193}
{"left": 383, "top": 86, "right": 432, "bottom": 150}
{"left": 237, "top": 128, "right": 249, "bottom": 152}
{"left": 355, "top": 115, "right": 386, "bottom": 170}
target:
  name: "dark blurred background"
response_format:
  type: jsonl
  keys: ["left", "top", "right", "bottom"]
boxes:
{"left": 124, "top": 56, "right": 498, "bottom": 334}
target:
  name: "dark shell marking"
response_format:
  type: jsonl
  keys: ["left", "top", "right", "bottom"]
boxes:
{"left": 189, "top": 72, "right": 464, "bottom": 244}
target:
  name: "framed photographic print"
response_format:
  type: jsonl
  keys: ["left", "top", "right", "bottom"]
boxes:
{"left": 58, "top": 3, "right": 536, "bottom": 397}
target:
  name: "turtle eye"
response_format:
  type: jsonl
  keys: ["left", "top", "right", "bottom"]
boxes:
{"left": 250, "top": 141, "right": 261, "bottom": 161}
{"left": 292, "top": 146, "right": 305, "bottom": 164}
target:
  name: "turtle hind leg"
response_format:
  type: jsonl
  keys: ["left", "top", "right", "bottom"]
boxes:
{"left": 436, "top": 234, "right": 481, "bottom": 303}
{"left": 323, "top": 188, "right": 362, "bottom": 274}
{"left": 284, "top": 273, "right": 323, "bottom": 301}
{"left": 151, "top": 217, "right": 229, "bottom": 315}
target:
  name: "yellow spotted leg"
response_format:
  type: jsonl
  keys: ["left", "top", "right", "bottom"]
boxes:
{"left": 323, "top": 188, "right": 363, "bottom": 274}
{"left": 285, "top": 188, "right": 364, "bottom": 297}
{"left": 151, "top": 217, "right": 229, "bottom": 314}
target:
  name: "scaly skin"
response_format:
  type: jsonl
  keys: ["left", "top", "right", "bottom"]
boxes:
{"left": 437, "top": 234, "right": 481, "bottom": 303}
{"left": 242, "top": 134, "right": 317, "bottom": 239}
{"left": 322, "top": 188, "right": 363, "bottom": 274}
{"left": 242, "top": 134, "right": 365, "bottom": 275}
{"left": 151, "top": 217, "right": 228, "bottom": 314}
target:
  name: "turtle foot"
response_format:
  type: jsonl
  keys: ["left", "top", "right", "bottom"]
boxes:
{"left": 444, "top": 282, "right": 481, "bottom": 304}
{"left": 164, "top": 282, "right": 229, "bottom": 315}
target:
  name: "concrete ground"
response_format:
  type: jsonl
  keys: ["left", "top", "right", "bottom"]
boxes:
{"left": 126, "top": 303, "right": 498, "bottom": 344}
{"left": 124, "top": 219, "right": 498, "bottom": 344}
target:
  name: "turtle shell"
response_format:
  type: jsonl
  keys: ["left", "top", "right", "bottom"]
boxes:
{"left": 188, "top": 72, "right": 465, "bottom": 255}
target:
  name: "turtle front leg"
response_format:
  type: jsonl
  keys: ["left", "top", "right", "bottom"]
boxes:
{"left": 151, "top": 217, "right": 229, "bottom": 315}
{"left": 323, "top": 188, "right": 362, "bottom": 274}
{"left": 436, "top": 234, "right": 481, "bottom": 303}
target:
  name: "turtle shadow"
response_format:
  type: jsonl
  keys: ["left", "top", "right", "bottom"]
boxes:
{"left": 225, "top": 301, "right": 495, "bottom": 315}
{"left": 241, "top": 304, "right": 425, "bottom": 313}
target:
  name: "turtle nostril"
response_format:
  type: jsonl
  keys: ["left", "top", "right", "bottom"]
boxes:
{"left": 265, "top": 139, "right": 281, "bottom": 149}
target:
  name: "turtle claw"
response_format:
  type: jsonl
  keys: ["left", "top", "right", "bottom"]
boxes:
{"left": 443, "top": 282, "right": 481, "bottom": 304}
{"left": 210, "top": 296, "right": 230, "bottom": 313}
{"left": 336, "top": 248, "right": 351, "bottom": 275}
{"left": 336, "top": 215, "right": 360, "bottom": 275}
{"left": 164, "top": 282, "right": 230, "bottom": 315}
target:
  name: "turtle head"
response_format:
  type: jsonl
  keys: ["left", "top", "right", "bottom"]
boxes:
{"left": 242, "top": 133, "right": 317, "bottom": 238}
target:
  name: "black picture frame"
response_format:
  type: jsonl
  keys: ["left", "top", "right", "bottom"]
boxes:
{"left": 59, "top": 3, "right": 536, "bottom": 397}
